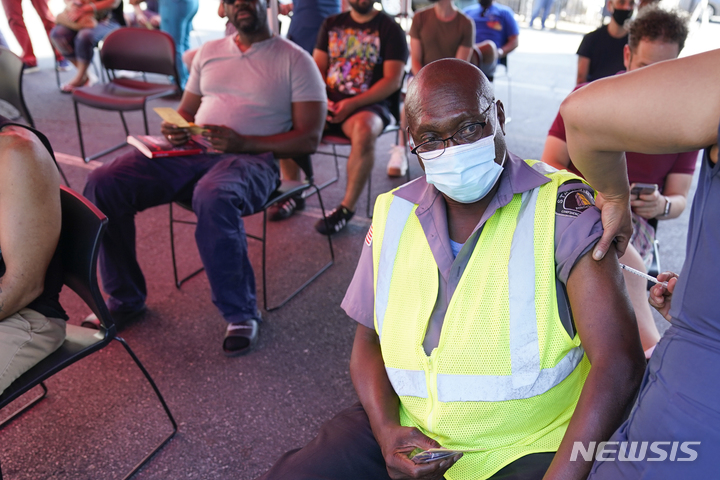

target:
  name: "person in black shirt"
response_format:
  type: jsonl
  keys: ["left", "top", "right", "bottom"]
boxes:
{"left": 271, "top": 0, "right": 408, "bottom": 234}
{"left": 576, "top": 0, "right": 635, "bottom": 85}
{"left": 0, "top": 116, "right": 67, "bottom": 394}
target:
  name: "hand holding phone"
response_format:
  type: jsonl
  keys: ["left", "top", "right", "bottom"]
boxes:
{"left": 630, "top": 183, "right": 657, "bottom": 197}
{"left": 409, "top": 447, "right": 485, "bottom": 464}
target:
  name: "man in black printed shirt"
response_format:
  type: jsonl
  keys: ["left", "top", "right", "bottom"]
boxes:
{"left": 272, "top": 0, "right": 408, "bottom": 234}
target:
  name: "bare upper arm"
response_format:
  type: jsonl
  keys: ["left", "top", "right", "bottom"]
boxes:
{"left": 410, "top": 37, "right": 423, "bottom": 75}
{"left": 576, "top": 56, "right": 590, "bottom": 85}
{"left": 291, "top": 100, "right": 326, "bottom": 146}
{"left": 383, "top": 60, "right": 406, "bottom": 90}
{"left": 0, "top": 127, "right": 61, "bottom": 311}
{"left": 566, "top": 244, "right": 643, "bottom": 366}
{"left": 313, "top": 49, "right": 329, "bottom": 78}
{"left": 564, "top": 50, "right": 720, "bottom": 156}
{"left": 663, "top": 172, "right": 693, "bottom": 198}
{"left": 541, "top": 135, "right": 571, "bottom": 170}
{"left": 456, "top": 45, "right": 472, "bottom": 62}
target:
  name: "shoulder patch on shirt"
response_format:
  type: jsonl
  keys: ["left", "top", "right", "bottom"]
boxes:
{"left": 365, "top": 225, "right": 373, "bottom": 246}
{"left": 556, "top": 187, "right": 595, "bottom": 218}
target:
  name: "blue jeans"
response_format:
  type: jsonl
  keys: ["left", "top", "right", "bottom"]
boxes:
{"left": 530, "top": 0, "right": 555, "bottom": 28}
{"left": 159, "top": 0, "right": 199, "bottom": 89}
{"left": 83, "top": 150, "right": 280, "bottom": 323}
{"left": 50, "top": 19, "right": 119, "bottom": 62}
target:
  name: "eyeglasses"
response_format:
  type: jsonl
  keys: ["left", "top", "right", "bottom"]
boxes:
{"left": 410, "top": 102, "right": 496, "bottom": 160}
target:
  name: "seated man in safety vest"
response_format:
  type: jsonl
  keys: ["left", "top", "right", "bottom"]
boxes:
{"left": 256, "top": 59, "right": 646, "bottom": 480}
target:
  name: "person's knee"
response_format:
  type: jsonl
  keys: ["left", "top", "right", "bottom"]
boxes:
{"left": 346, "top": 116, "right": 382, "bottom": 154}
{"left": 84, "top": 166, "right": 116, "bottom": 204}
{"left": 192, "top": 181, "right": 237, "bottom": 219}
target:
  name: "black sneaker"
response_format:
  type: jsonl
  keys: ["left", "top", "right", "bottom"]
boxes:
{"left": 269, "top": 195, "right": 305, "bottom": 222}
{"left": 315, "top": 205, "right": 354, "bottom": 235}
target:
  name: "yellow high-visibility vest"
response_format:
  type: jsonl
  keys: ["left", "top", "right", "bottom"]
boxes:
{"left": 371, "top": 160, "right": 591, "bottom": 480}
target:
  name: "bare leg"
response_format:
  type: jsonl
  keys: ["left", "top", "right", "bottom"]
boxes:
{"left": 278, "top": 158, "right": 301, "bottom": 181}
{"left": 619, "top": 243, "right": 661, "bottom": 354}
{"left": 65, "top": 60, "right": 91, "bottom": 87}
{"left": 340, "top": 111, "right": 384, "bottom": 211}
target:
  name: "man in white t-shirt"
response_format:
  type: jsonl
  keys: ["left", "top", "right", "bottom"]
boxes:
{"left": 83, "top": 0, "right": 327, "bottom": 357}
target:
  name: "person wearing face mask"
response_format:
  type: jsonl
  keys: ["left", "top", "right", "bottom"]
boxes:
{"left": 576, "top": 0, "right": 635, "bottom": 85}
{"left": 255, "top": 59, "right": 645, "bottom": 480}
{"left": 464, "top": 0, "right": 519, "bottom": 80}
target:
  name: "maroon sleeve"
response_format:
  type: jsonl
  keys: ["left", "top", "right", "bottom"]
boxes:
{"left": 548, "top": 110, "right": 567, "bottom": 142}
{"left": 668, "top": 150, "right": 700, "bottom": 176}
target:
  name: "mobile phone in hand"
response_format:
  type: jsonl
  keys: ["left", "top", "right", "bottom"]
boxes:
{"left": 630, "top": 183, "right": 657, "bottom": 197}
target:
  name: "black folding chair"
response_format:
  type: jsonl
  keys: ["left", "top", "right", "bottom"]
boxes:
{"left": 72, "top": 27, "right": 181, "bottom": 162}
{"left": 0, "top": 187, "right": 177, "bottom": 480}
{"left": 169, "top": 155, "right": 335, "bottom": 311}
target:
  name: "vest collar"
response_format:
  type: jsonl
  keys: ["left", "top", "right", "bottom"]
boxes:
{"left": 390, "top": 153, "right": 552, "bottom": 282}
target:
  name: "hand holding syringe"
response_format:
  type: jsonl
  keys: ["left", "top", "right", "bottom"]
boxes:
{"left": 619, "top": 263, "right": 668, "bottom": 288}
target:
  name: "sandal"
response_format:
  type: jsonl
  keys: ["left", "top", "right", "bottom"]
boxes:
{"left": 60, "top": 75, "right": 93, "bottom": 94}
{"left": 223, "top": 318, "right": 259, "bottom": 357}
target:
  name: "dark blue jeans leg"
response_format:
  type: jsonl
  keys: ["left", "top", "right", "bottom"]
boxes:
{"left": 191, "top": 153, "right": 279, "bottom": 324}
{"left": 84, "top": 151, "right": 214, "bottom": 312}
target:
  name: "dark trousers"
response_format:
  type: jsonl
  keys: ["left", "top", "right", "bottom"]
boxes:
{"left": 83, "top": 150, "right": 279, "bottom": 323}
{"left": 257, "top": 402, "right": 555, "bottom": 480}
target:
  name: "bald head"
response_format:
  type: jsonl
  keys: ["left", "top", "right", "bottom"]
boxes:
{"left": 406, "top": 59, "right": 493, "bottom": 132}
{"left": 405, "top": 59, "right": 506, "bottom": 168}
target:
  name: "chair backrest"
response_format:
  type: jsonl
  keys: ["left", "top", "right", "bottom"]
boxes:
{"left": 0, "top": 47, "right": 34, "bottom": 127}
{"left": 59, "top": 186, "right": 116, "bottom": 336}
{"left": 100, "top": 28, "right": 179, "bottom": 81}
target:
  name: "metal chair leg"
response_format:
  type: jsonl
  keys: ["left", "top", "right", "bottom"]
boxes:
{"left": 114, "top": 337, "right": 177, "bottom": 480}
{"left": 169, "top": 203, "right": 204, "bottom": 288}
{"left": 263, "top": 183, "right": 335, "bottom": 312}
{"left": 73, "top": 100, "right": 87, "bottom": 162}
{"left": 0, "top": 382, "right": 48, "bottom": 429}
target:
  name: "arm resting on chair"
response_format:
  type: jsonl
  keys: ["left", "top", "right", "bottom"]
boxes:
{"left": 0, "top": 126, "right": 61, "bottom": 321}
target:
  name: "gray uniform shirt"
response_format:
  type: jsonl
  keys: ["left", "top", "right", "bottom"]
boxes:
{"left": 341, "top": 154, "right": 603, "bottom": 354}
{"left": 186, "top": 35, "right": 327, "bottom": 137}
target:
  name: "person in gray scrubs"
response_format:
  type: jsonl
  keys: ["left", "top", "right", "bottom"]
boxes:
{"left": 562, "top": 48, "right": 720, "bottom": 478}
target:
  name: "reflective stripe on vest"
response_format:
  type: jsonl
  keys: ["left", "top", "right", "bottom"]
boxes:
{"left": 376, "top": 194, "right": 584, "bottom": 402}
{"left": 375, "top": 197, "right": 415, "bottom": 342}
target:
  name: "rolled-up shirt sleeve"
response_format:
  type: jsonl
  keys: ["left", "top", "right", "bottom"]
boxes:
{"left": 341, "top": 236, "right": 376, "bottom": 330}
{"left": 554, "top": 182, "right": 604, "bottom": 284}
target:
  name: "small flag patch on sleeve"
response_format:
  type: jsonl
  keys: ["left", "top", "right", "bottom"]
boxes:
{"left": 365, "top": 225, "right": 373, "bottom": 246}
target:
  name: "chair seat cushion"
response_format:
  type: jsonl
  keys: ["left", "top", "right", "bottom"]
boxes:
{"left": 321, "top": 133, "right": 352, "bottom": 146}
{"left": 73, "top": 78, "right": 177, "bottom": 111}
{"left": 0, "top": 324, "right": 107, "bottom": 405}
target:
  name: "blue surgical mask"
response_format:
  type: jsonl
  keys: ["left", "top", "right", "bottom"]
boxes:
{"left": 424, "top": 132, "right": 503, "bottom": 204}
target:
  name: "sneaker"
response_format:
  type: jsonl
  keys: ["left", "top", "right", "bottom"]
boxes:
{"left": 269, "top": 195, "right": 305, "bottom": 222}
{"left": 56, "top": 58, "right": 73, "bottom": 71}
{"left": 315, "top": 205, "right": 354, "bottom": 235}
{"left": 23, "top": 62, "right": 39, "bottom": 74}
{"left": 386, "top": 145, "right": 408, "bottom": 177}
